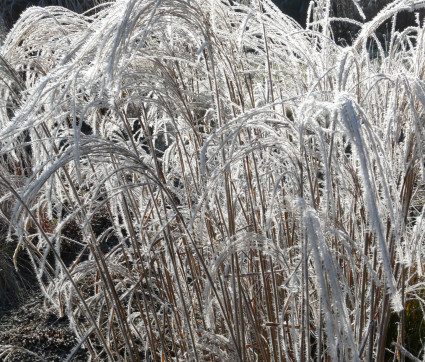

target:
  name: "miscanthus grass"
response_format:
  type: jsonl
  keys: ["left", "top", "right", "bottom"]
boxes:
{"left": 1, "top": 0, "right": 425, "bottom": 360}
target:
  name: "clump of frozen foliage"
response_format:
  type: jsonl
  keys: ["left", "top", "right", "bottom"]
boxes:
{"left": 1, "top": 0, "right": 425, "bottom": 360}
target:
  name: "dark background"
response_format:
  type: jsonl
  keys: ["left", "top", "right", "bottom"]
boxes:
{"left": 0, "top": 0, "right": 362, "bottom": 29}
{"left": 0, "top": 1, "right": 420, "bottom": 30}
{"left": 0, "top": 1, "right": 424, "bottom": 47}
{"left": 273, "top": 0, "right": 310, "bottom": 27}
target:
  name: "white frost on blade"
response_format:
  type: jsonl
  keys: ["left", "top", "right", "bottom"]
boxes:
{"left": 336, "top": 92, "right": 402, "bottom": 312}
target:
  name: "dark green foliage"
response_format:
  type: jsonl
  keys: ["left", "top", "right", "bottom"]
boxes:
{"left": 386, "top": 300, "right": 425, "bottom": 361}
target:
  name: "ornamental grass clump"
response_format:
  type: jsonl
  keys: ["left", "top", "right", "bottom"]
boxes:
{"left": 0, "top": 0, "right": 425, "bottom": 360}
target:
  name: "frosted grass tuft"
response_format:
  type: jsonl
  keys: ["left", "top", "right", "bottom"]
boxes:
{"left": 0, "top": 0, "right": 425, "bottom": 360}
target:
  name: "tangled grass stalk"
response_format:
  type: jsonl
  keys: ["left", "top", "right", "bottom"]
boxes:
{"left": 1, "top": 0, "right": 425, "bottom": 360}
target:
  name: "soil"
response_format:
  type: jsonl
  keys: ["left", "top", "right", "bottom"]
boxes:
{"left": 0, "top": 290, "right": 88, "bottom": 361}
